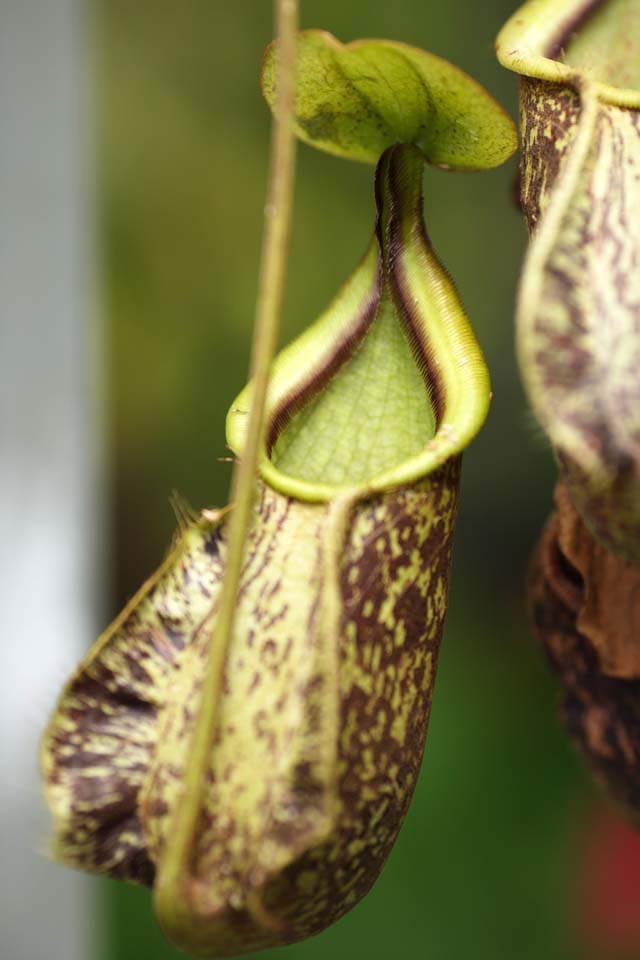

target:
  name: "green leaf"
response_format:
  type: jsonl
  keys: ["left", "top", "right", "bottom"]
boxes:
{"left": 262, "top": 30, "right": 517, "bottom": 169}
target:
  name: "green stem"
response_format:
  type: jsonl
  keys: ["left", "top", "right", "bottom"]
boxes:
{"left": 154, "top": 0, "right": 298, "bottom": 928}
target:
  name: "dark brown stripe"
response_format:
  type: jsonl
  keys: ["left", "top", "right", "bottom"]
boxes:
{"left": 385, "top": 155, "right": 446, "bottom": 425}
{"left": 545, "top": 0, "right": 605, "bottom": 61}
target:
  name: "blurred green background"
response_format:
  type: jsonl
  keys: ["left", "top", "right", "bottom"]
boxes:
{"left": 96, "top": 2, "right": 610, "bottom": 958}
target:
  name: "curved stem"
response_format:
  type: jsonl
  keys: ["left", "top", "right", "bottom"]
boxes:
{"left": 154, "top": 0, "right": 298, "bottom": 931}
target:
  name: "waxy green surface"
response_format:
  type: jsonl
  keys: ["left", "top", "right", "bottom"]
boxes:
{"left": 262, "top": 31, "right": 517, "bottom": 170}
{"left": 271, "top": 289, "right": 437, "bottom": 486}
{"left": 565, "top": 0, "right": 640, "bottom": 89}
{"left": 497, "top": 0, "right": 640, "bottom": 561}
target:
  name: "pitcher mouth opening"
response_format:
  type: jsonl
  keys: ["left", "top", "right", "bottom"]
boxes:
{"left": 226, "top": 143, "right": 490, "bottom": 503}
{"left": 496, "top": 0, "right": 640, "bottom": 107}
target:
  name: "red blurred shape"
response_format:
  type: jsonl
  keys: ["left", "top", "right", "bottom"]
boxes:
{"left": 582, "top": 810, "right": 640, "bottom": 957}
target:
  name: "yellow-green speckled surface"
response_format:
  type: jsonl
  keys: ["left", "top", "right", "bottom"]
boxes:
{"left": 42, "top": 462, "right": 459, "bottom": 955}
